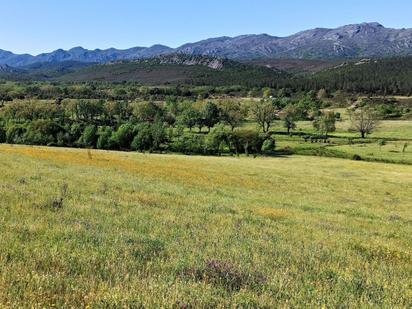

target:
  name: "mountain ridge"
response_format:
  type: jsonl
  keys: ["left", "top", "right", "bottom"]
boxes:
{"left": 2, "top": 22, "right": 412, "bottom": 66}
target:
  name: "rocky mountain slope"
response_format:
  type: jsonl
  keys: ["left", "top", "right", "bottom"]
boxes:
{"left": 57, "top": 54, "right": 287, "bottom": 86}
{"left": 2, "top": 23, "right": 412, "bottom": 66}
{"left": 176, "top": 23, "right": 412, "bottom": 60}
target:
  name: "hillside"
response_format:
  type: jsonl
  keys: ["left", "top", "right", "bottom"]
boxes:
{"left": 0, "top": 61, "right": 95, "bottom": 81}
{"left": 3, "top": 55, "right": 412, "bottom": 95}
{"left": 1, "top": 144, "right": 411, "bottom": 307}
{"left": 0, "top": 64, "right": 24, "bottom": 79}
{"left": 58, "top": 54, "right": 288, "bottom": 87}
{"left": 247, "top": 58, "right": 340, "bottom": 73}
{"left": 20, "top": 61, "right": 94, "bottom": 79}
{"left": 302, "top": 57, "right": 412, "bottom": 95}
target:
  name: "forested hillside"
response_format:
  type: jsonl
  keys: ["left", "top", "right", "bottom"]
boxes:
{"left": 295, "top": 57, "right": 412, "bottom": 95}
{"left": 2, "top": 56, "right": 412, "bottom": 96}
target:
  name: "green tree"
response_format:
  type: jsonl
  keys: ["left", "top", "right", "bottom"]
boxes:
{"left": 218, "top": 100, "right": 247, "bottom": 131}
{"left": 79, "top": 125, "right": 98, "bottom": 148}
{"left": 133, "top": 101, "right": 163, "bottom": 123}
{"left": 110, "top": 123, "right": 136, "bottom": 149}
{"left": 349, "top": 107, "right": 380, "bottom": 138}
{"left": 24, "top": 119, "right": 61, "bottom": 145}
{"left": 104, "top": 100, "right": 131, "bottom": 126}
{"left": 131, "top": 124, "right": 152, "bottom": 152}
{"left": 281, "top": 105, "right": 301, "bottom": 134}
{"left": 296, "top": 94, "right": 322, "bottom": 120}
{"left": 202, "top": 101, "right": 220, "bottom": 132}
{"left": 151, "top": 119, "right": 167, "bottom": 151}
{"left": 96, "top": 127, "right": 114, "bottom": 149}
{"left": 313, "top": 111, "right": 336, "bottom": 137}
{"left": 249, "top": 99, "right": 278, "bottom": 133}
{"left": 178, "top": 106, "right": 202, "bottom": 132}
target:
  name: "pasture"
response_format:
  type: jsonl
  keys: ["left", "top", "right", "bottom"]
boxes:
{"left": 0, "top": 144, "right": 411, "bottom": 307}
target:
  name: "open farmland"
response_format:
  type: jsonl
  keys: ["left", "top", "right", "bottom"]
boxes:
{"left": 0, "top": 144, "right": 411, "bottom": 307}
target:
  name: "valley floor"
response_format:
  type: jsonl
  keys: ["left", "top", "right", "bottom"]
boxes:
{"left": 0, "top": 145, "right": 411, "bottom": 307}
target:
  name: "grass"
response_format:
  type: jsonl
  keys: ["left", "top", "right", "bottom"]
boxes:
{"left": 0, "top": 144, "right": 411, "bottom": 307}
{"left": 334, "top": 141, "right": 412, "bottom": 164}
{"left": 267, "top": 111, "right": 412, "bottom": 164}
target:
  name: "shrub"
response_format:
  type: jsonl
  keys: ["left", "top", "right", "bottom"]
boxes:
{"left": 206, "top": 125, "right": 230, "bottom": 155}
{"left": 378, "top": 139, "right": 386, "bottom": 147}
{"left": 261, "top": 136, "right": 276, "bottom": 154}
{"left": 228, "top": 129, "right": 266, "bottom": 155}
{"left": 169, "top": 133, "right": 207, "bottom": 154}
{"left": 352, "top": 154, "right": 362, "bottom": 161}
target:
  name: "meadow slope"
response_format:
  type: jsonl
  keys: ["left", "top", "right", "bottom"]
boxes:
{"left": 0, "top": 145, "right": 411, "bottom": 307}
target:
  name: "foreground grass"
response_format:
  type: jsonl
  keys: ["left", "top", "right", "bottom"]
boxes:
{"left": 0, "top": 145, "right": 411, "bottom": 307}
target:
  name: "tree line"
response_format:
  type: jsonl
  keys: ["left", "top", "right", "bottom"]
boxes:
{"left": 0, "top": 90, "right": 382, "bottom": 156}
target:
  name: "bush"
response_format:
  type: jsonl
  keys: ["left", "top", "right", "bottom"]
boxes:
{"left": 169, "top": 133, "right": 207, "bottom": 154}
{"left": 261, "top": 136, "right": 276, "bottom": 154}
{"left": 352, "top": 154, "right": 362, "bottom": 161}
{"left": 206, "top": 125, "right": 230, "bottom": 155}
{"left": 227, "top": 129, "right": 266, "bottom": 155}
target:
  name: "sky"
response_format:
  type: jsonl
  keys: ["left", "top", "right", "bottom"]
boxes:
{"left": 2, "top": 0, "right": 412, "bottom": 55}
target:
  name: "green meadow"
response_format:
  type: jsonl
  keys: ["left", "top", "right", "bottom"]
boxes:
{"left": 0, "top": 144, "right": 411, "bottom": 307}
{"left": 255, "top": 110, "right": 412, "bottom": 165}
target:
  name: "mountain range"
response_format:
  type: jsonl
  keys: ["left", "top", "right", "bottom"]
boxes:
{"left": 2, "top": 22, "right": 412, "bottom": 67}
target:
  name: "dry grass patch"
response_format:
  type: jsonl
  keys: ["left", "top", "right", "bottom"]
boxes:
{"left": 256, "top": 208, "right": 290, "bottom": 220}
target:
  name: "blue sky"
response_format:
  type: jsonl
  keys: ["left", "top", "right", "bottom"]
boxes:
{"left": 2, "top": 0, "right": 412, "bottom": 55}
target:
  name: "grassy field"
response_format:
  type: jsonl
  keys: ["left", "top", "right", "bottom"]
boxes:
{"left": 0, "top": 144, "right": 411, "bottom": 307}
{"left": 254, "top": 110, "right": 412, "bottom": 165}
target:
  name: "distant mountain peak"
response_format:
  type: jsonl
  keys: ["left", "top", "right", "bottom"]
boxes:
{"left": 1, "top": 22, "right": 412, "bottom": 66}
{"left": 69, "top": 46, "right": 87, "bottom": 52}
{"left": 361, "top": 22, "right": 384, "bottom": 27}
